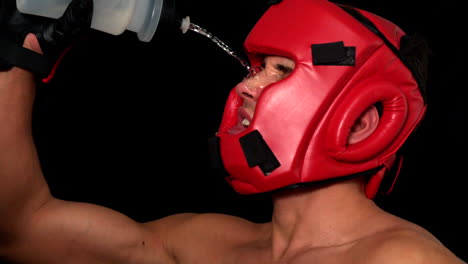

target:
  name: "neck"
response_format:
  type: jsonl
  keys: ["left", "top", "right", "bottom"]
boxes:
{"left": 269, "top": 178, "right": 384, "bottom": 260}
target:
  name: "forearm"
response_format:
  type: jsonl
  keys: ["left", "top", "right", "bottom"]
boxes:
{"left": 0, "top": 66, "right": 52, "bottom": 233}
{"left": 0, "top": 1, "right": 93, "bottom": 229}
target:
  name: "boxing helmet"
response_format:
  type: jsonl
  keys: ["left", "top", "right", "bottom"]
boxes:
{"left": 213, "top": 0, "right": 426, "bottom": 198}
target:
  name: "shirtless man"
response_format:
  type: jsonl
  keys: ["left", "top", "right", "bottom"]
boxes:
{"left": 0, "top": 0, "right": 464, "bottom": 263}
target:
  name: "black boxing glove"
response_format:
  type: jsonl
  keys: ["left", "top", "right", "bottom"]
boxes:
{"left": 0, "top": 0, "right": 93, "bottom": 82}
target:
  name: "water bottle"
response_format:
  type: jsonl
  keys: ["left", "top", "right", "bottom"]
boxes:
{"left": 15, "top": 0, "right": 187, "bottom": 42}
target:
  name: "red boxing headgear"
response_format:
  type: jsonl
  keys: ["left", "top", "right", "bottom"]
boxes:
{"left": 215, "top": 0, "right": 426, "bottom": 199}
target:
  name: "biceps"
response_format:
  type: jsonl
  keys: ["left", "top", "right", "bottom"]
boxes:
{"left": 6, "top": 199, "right": 165, "bottom": 263}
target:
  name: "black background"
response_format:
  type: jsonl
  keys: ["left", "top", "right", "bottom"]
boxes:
{"left": 23, "top": 0, "right": 468, "bottom": 261}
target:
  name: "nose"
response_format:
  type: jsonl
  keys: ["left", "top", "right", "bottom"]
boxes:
{"left": 236, "top": 70, "right": 276, "bottom": 101}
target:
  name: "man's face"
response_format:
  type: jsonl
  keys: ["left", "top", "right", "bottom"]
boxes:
{"left": 229, "top": 55, "right": 295, "bottom": 134}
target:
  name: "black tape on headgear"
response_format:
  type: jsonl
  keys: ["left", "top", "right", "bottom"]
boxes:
{"left": 312, "top": 41, "right": 356, "bottom": 66}
{"left": 239, "top": 130, "right": 280, "bottom": 175}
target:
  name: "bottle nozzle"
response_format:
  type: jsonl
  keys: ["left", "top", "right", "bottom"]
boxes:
{"left": 180, "top": 16, "right": 191, "bottom": 34}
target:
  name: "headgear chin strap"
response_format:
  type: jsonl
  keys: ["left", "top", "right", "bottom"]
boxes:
{"left": 213, "top": 0, "right": 426, "bottom": 199}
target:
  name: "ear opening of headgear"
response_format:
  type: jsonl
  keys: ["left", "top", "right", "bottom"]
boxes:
{"left": 329, "top": 3, "right": 428, "bottom": 200}
{"left": 326, "top": 81, "right": 408, "bottom": 162}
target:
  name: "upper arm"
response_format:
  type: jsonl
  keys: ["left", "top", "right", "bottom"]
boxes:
{"left": 2, "top": 198, "right": 175, "bottom": 264}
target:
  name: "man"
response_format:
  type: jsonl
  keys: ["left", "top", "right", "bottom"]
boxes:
{"left": 0, "top": 0, "right": 464, "bottom": 263}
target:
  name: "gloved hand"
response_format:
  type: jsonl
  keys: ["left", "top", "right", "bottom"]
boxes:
{"left": 0, "top": 0, "right": 93, "bottom": 82}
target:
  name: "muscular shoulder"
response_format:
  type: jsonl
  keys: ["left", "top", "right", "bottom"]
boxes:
{"left": 145, "top": 213, "right": 270, "bottom": 260}
{"left": 146, "top": 213, "right": 267, "bottom": 241}
{"left": 360, "top": 227, "right": 463, "bottom": 264}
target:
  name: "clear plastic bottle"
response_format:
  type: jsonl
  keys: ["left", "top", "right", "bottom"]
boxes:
{"left": 16, "top": 0, "right": 167, "bottom": 42}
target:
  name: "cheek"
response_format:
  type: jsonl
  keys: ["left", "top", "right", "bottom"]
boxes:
{"left": 259, "top": 70, "right": 284, "bottom": 88}
{"left": 242, "top": 73, "right": 280, "bottom": 95}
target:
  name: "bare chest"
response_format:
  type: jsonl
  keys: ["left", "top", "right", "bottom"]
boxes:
{"left": 176, "top": 242, "right": 357, "bottom": 264}
{"left": 234, "top": 240, "right": 369, "bottom": 264}
{"left": 175, "top": 241, "right": 272, "bottom": 264}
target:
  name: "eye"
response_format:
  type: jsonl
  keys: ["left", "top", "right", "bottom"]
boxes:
{"left": 244, "top": 65, "right": 265, "bottom": 80}
{"left": 275, "top": 64, "right": 293, "bottom": 75}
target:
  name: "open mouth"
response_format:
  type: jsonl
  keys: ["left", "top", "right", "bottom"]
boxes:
{"left": 238, "top": 107, "right": 253, "bottom": 127}
{"left": 228, "top": 107, "right": 253, "bottom": 135}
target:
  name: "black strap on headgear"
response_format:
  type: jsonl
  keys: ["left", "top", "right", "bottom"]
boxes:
{"left": 338, "top": 5, "right": 427, "bottom": 102}
{"left": 267, "top": 0, "right": 283, "bottom": 5}
{"left": 208, "top": 136, "right": 224, "bottom": 168}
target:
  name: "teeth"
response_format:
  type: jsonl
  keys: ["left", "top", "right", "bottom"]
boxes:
{"left": 242, "top": 119, "right": 251, "bottom": 127}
